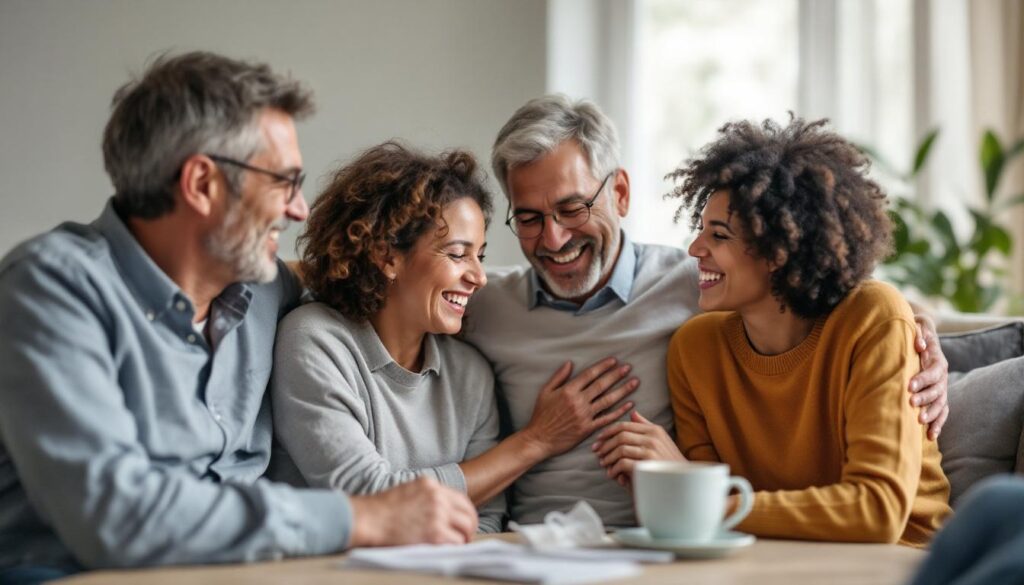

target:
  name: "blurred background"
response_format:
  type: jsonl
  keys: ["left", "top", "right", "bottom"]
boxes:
{"left": 2, "top": 0, "right": 1022, "bottom": 314}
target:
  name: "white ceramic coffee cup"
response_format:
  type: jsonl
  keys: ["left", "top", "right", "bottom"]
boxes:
{"left": 633, "top": 460, "right": 753, "bottom": 541}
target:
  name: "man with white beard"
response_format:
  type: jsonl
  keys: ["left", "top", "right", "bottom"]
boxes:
{"left": 463, "top": 95, "right": 951, "bottom": 527}
{"left": 0, "top": 52, "right": 476, "bottom": 582}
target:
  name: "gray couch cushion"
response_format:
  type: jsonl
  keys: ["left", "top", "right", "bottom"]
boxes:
{"left": 939, "top": 321, "right": 1024, "bottom": 373}
{"left": 939, "top": 356, "right": 1024, "bottom": 506}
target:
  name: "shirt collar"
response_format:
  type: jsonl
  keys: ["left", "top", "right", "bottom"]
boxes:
{"left": 353, "top": 318, "right": 441, "bottom": 379}
{"left": 93, "top": 198, "right": 252, "bottom": 323}
{"left": 527, "top": 231, "right": 636, "bottom": 313}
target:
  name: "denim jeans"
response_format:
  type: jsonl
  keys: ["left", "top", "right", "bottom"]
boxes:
{"left": 909, "top": 474, "right": 1024, "bottom": 585}
{"left": 0, "top": 565, "right": 78, "bottom": 585}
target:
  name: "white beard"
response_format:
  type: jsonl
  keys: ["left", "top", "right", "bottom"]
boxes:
{"left": 531, "top": 231, "right": 620, "bottom": 301}
{"left": 205, "top": 199, "right": 283, "bottom": 284}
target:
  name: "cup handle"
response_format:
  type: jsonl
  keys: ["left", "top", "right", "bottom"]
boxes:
{"left": 721, "top": 476, "right": 753, "bottom": 531}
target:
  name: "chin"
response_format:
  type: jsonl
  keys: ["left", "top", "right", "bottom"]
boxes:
{"left": 698, "top": 296, "right": 721, "bottom": 313}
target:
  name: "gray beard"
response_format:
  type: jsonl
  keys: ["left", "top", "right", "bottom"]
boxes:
{"left": 532, "top": 231, "right": 620, "bottom": 301}
{"left": 205, "top": 200, "right": 281, "bottom": 284}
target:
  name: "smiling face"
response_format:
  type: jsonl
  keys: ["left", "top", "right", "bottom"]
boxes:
{"left": 205, "top": 108, "right": 309, "bottom": 283}
{"left": 687, "top": 190, "right": 776, "bottom": 314}
{"left": 384, "top": 197, "right": 488, "bottom": 336}
{"left": 506, "top": 140, "right": 628, "bottom": 303}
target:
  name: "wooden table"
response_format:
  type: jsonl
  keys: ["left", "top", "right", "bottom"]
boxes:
{"left": 60, "top": 535, "right": 925, "bottom": 585}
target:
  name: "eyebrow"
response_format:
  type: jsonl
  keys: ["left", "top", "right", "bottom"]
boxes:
{"left": 708, "top": 219, "right": 736, "bottom": 234}
{"left": 512, "top": 192, "right": 589, "bottom": 214}
{"left": 442, "top": 239, "right": 485, "bottom": 249}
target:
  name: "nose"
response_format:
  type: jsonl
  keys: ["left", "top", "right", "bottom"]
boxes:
{"left": 466, "top": 257, "right": 487, "bottom": 289}
{"left": 539, "top": 215, "right": 572, "bottom": 252}
{"left": 688, "top": 231, "right": 708, "bottom": 258}
{"left": 286, "top": 189, "right": 309, "bottom": 222}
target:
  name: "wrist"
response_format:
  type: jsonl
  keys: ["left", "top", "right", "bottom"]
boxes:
{"left": 348, "top": 494, "right": 384, "bottom": 547}
{"left": 513, "top": 428, "right": 553, "bottom": 462}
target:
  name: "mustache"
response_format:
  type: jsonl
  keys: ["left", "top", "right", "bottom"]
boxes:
{"left": 267, "top": 219, "right": 291, "bottom": 233}
{"left": 535, "top": 237, "right": 595, "bottom": 258}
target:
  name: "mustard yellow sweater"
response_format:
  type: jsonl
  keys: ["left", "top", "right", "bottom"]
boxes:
{"left": 667, "top": 280, "right": 951, "bottom": 547}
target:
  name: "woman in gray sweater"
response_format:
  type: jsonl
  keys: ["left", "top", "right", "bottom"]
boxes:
{"left": 271, "top": 142, "right": 637, "bottom": 532}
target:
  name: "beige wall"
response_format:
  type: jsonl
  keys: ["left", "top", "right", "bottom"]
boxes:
{"left": 0, "top": 0, "right": 545, "bottom": 267}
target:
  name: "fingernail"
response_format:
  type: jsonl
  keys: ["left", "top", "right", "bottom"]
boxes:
{"left": 910, "top": 381, "right": 918, "bottom": 392}
{"left": 592, "top": 442, "right": 600, "bottom": 451}
{"left": 912, "top": 397, "right": 920, "bottom": 406}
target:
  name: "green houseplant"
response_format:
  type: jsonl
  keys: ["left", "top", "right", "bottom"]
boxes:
{"left": 862, "top": 130, "right": 1024, "bottom": 313}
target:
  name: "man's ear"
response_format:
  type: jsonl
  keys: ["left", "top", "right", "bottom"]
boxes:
{"left": 176, "top": 154, "right": 222, "bottom": 217}
{"left": 612, "top": 168, "right": 630, "bottom": 217}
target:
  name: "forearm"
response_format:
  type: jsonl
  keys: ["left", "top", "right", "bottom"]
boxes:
{"left": 738, "top": 479, "right": 913, "bottom": 543}
{"left": 458, "top": 431, "right": 549, "bottom": 506}
{"left": 6, "top": 413, "right": 350, "bottom": 567}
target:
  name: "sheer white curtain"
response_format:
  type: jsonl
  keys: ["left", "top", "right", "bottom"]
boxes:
{"left": 546, "top": 0, "right": 1023, "bottom": 310}
{"left": 969, "top": 0, "right": 1024, "bottom": 303}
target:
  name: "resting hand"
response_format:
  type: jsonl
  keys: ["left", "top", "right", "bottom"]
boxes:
{"left": 521, "top": 358, "right": 639, "bottom": 459}
{"left": 910, "top": 314, "right": 950, "bottom": 440}
{"left": 348, "top": 477, "right": 478, "bottom": 547}
{"left": 592, "top": 411, "right": 685, "bottom": 487}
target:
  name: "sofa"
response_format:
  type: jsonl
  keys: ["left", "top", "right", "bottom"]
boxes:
{"left": 936, "top": 318, "right": 1024, "bottom": 506}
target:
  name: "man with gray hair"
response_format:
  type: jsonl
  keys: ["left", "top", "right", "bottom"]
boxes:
{"left": 463, "top": 94, "right": 951, "bottom": 527}
{"left": 0, "top": 52, "right": 476, "bottom": 581}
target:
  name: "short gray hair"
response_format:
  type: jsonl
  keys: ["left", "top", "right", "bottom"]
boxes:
{"left": 103, "top": 51, "right": 314, "bottom": 219}
{"left": 491, "top": 94, "right": 620, "bottom": 196}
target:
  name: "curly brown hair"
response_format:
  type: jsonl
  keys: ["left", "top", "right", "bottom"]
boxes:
{"left": 666, "top": 117, "right": 893, "bottom": 319}
{"left": 299, "top": 141, "right": 493, "bottom": 321}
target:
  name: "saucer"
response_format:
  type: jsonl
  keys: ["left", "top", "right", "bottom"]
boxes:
{"left": 612, "top": 528, "right": 756, "bottom": 559}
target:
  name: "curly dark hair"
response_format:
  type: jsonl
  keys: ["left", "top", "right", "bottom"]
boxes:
{"left": 299, "top": 141, "right": 493, "bottom": 321}
{"left": 666, "top": 117, "right": 893, "bottom": 319}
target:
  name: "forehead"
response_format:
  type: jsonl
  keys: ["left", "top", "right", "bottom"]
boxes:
{"left": 702, "top": 190, "right": 732, "bottom": 219}
{"left": 254, "top": 108, "right": 301, "bottom": 167}
{"left": 440, "top": 198, "right": 485, "bottom": 235}
{"left": 506, "top": 141, "right": 594, "bottom": 208}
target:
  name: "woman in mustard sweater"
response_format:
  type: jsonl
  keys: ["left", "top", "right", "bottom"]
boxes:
{"left": 594, "top": 118, "right": 951, "bottom": 546}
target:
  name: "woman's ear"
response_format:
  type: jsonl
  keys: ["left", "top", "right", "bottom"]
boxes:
{"left": 376, "top": 245, "right": 403, "bottom": 283}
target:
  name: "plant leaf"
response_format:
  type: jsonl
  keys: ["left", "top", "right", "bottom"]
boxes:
{"left": 930, "top": 210, "right": 960, "bottom": 258}
{"left": 991, "top": 224, "right": 1012, "bottom": 255}
{"left": 911, "top": 129, "right": 940, "bottom": 177}
{"left": 1008, "top": 138, "right": 1024, "bottom": 160}
{"left": 858, "top": 143, "right": 903, "bottom": 180}
{"left": 996, "top": 193, "right": 1024, "bottom": 211}
{"left": 981, "top": 130, "right": 1005, "bottom": 201}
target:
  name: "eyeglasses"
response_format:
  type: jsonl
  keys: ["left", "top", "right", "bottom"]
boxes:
{"left": 505, "top": 172, "right": 613, "bottom": 239}
{"left": 206, "top": 154, "right": 305, "bottom": 204}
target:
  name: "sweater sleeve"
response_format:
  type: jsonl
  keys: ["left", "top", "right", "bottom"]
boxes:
{"left": 737, "top": 318, "right": 923, "bottom": 543}
{"left": 462, "top": 362, "right": 507, "bottom": 533}
{"left": 667, "top": 327, "right": 721, "bottom": 463}
{"left": 271, "top": 321, "right": 466, "bottom": 495}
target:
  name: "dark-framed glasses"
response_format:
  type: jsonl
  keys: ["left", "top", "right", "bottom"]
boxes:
{"left": 206, "top": 154, "right": 305, "bottom": 204}
{"left": 505, "top": 172, "right": 614, "bottom": 239}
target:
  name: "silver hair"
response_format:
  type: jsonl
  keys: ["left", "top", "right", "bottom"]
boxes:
{"left": 102, "top": 51, "right": 314, "bottom": 219}
{"left": 491, "top": 94, "right": 620, "bottom": 196}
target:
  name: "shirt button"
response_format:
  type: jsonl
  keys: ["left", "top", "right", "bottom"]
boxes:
{"left": 176, "top": 300, "right": 187, "bottom": 311}
{"left": 145, "top": 310, "right": 155, "bottom": 321}
{"left": 187, "top": 333, "right": 197, "bottom": 344}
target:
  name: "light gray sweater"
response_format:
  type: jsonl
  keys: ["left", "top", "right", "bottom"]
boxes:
{"left": 463, "top": 241, "right": 700, "bottom": 527}
{"left": 270, "top": 302, "right": 505, "bottom": 533}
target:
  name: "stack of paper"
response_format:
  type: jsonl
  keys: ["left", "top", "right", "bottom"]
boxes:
{"left": 343, "top": 539, "right": 671, "bottom": 585}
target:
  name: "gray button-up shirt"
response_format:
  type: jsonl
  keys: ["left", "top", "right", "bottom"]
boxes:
{"left": 0, "top": 201, "right": 350, "bottom": 570}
